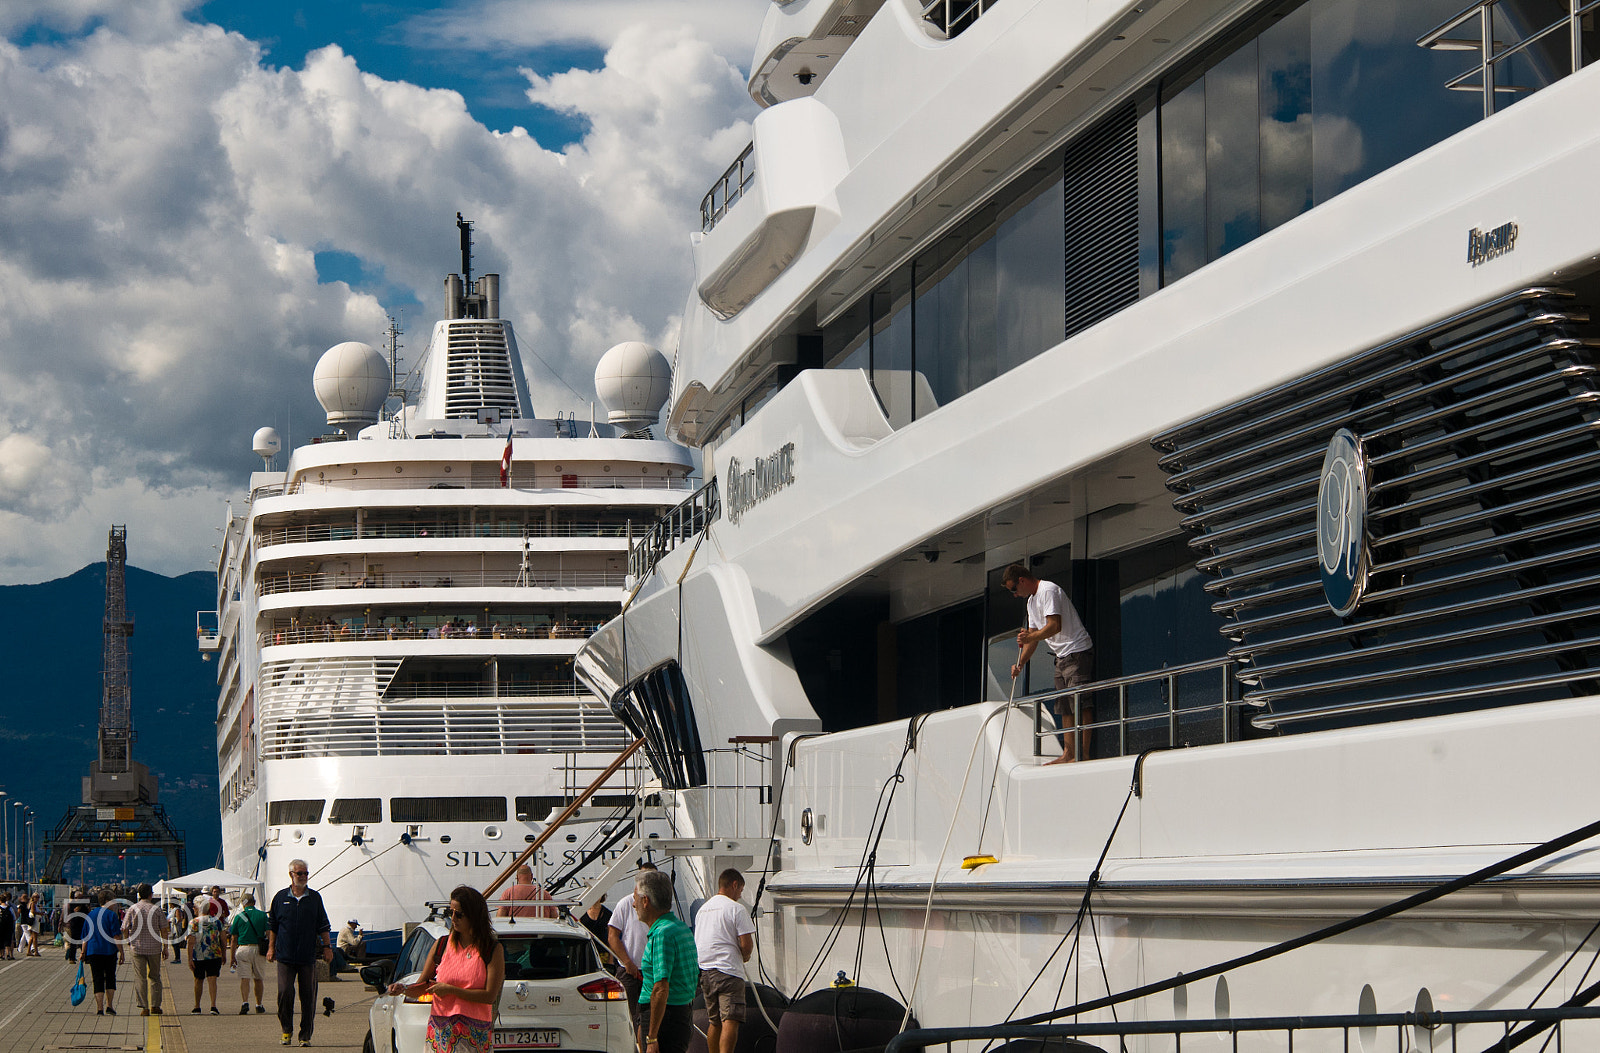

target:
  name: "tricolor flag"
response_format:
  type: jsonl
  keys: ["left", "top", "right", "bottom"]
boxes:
{"left": 500, "top": 428, "right": 514, "bottom": 487}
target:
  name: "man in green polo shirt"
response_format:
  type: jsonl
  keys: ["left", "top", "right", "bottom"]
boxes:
{"left": 635, "top": 870, "right": 696, "bottom": 1053}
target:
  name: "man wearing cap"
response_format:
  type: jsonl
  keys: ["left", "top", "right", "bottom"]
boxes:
{"left": 335, "top": 919, "right": 365, "bottom": 973}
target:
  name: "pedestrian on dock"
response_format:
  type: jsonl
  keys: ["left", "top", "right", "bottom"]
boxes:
{"left": 386, "top": 885, "right": 504, "bottom": 1053}
{"left": 124, "top": 883, "right": 168, "bottom": 1016}
{"left": 0, "top": 893, "right": 14, "bottom": 960}
{"left": 497, "top": 864, "right": 556, "bottom": 919}
{"left": 83, "top": 890, "right": 125, "bottom": 1015}
{"left": 230, "top": 893, "right": 270, "bottom": 1014}
{"left": 607, "top": 863, "right": 656, "bottom": 1049}
{"left": 66, "top": 887, "right": 90, "bottom": 962}
{"left": 694, "top": 869, "right": 755, "bottom": 1053}
{"left": 190, "top": 894, "right": 226, "bottom": 1014}
{"left": 267, "top": 858, "right": 333, "bottom": 1047}
{"left": 635, "top": 869, "right": 697, "bottom": 1053}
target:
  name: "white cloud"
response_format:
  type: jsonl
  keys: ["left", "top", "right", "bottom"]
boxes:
{"left": 405, "top": 0, "right": 767, "bottom": 73}
{"left": 0, "top": 11, "right": 754, "bottom": 583}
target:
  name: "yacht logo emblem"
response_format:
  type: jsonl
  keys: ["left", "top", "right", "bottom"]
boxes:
{"left": 1317, "top": 428, "right": 1368, "bottom": 617}
{"left": 726, "top": 442, "right": 796, "bottom": 524}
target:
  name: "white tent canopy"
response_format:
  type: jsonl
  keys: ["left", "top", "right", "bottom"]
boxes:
{"left": 153, "top": 867, "right": 263, "bottom": 898}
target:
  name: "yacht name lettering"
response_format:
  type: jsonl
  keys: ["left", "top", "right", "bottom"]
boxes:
{"left": 726, "top": 442, "right": 796, "bottom": 524}
{"left": 444, "top": 847, "right": 626, "bottom": 867}
{"left": 1467, "top": 222, "right": 1517, "bottom": 267}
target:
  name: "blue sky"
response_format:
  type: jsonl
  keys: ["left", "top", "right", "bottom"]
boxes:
{"left": 193, "top": 0, "right": 602, "bottom": 146}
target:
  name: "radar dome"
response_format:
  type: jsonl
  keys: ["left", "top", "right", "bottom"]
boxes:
{"left": 314, "top": 341, "right": 391, "bottom": 432}
{"left": 252, "top": 427, "right": 282, "bottom": 469}
{"left": 595, "top": 341, "right": 671, "bottom": 431}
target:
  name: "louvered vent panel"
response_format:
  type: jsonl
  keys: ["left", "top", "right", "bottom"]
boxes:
{"left": 1153, "top": 288, "right": 1600, "bottom": 730}
{"left": 444, "top": 321, "right": 521, "bottom": 420}
{"left": 1063, "top": 103, "right": 1139, "bottom": 340}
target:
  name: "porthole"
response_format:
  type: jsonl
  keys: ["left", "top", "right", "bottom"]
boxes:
{"left": 439, "top": 835, "right": 452, "bottom": 844}
{"left": 351, "top": 468, "right": 358, "bottom": 476}
{"left": 1214, "top": 975, "right": 1229, "bottom": 1020}
{"left": 395, "top": 465, "right": 403, "bottom": 473}
{"left": 603, "top": 465, "right": 611, "bottom": 472}
{"left": 444, "top": 465, "right": 452, "bottom": 473}
{"left": 292, "top": 829, "right": 304, "bottom": 842}
{"left": 1357, "top": 984, "right": 1378, "bottom": 1052}
{"left": 307, "top": 836, "right": 316, "bottom": 846}
{"left": 484, "top": 825, "right": 502, "bottom": 840}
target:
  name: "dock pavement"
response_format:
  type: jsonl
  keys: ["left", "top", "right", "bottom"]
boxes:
{"left": 0, "top": 954, "right": 375, "bottom": 1053}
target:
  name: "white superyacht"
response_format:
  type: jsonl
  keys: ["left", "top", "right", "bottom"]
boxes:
{"left": 577, "top": 0, "right": 1600, "bottom": 1047}
{"left": 202, "top": 221, "right": 692, "bottom": 946}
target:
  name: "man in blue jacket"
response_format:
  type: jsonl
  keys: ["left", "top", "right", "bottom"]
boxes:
{"left": 266, "top": 859, "right": 333, "bottom": 1046}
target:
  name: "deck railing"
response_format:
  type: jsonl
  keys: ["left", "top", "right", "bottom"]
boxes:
{"left": 628, "top": 478, "right": 720, "bottom": 583}
{"left": 257, "top": 569, "right": 625, "bottom": 597}
{"left": 700, "top": 143, "right": 755, "bottom": 233}
{"left": 255, "top": 474, "right": 691, "bottom": 499}
{"left": 258, "top": 697, "right": 632, "bottom": 759}
{"left": 257, "top": 520, "right": 639, "bottom": 548}
{"left": 1420, "top": 0, "right": 1600, "bottom": 118}
{"left": 887, "top": 1004, "right": 1600, "bottom": 1053}
{"left": 920, "top": 0, "right": 998, "bottom": 37}
{"left": 260, "top": 621, "right": 604, "bottom": 648}
{"left": 1029, "top": 656, "right": 1246, "bottom": 759}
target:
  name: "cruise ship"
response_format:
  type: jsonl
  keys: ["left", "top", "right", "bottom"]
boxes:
{"left": 575, "top": 0, "right": 1600, "bottom": 1047}
{"left": 201, "top": 222, "right": 692, "bottom": 941}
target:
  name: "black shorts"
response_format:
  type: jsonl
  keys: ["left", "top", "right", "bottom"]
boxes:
{"left": 191, "top": 957, "right": 223, "bottom": 979}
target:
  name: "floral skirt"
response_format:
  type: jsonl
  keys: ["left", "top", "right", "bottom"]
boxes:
{"left": 427, "top": 1013, "right": 494, "bottom": 1053}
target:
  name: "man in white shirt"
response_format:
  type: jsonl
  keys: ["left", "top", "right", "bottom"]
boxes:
{"left": 1005, "top": 562, "right": 1095, "bottom": 764}
{"left": 607, "top": 863, "right": 657, "bottom": 1052}
{"left": 693, "top": 869, "right": 755, "bottom": 1053}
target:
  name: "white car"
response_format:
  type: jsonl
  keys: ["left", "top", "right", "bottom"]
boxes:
{"left": 364, "top": 914, "right": 631, "bottom": 1053}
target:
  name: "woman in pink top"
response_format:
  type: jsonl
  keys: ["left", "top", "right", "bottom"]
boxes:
{"left": 389, "top": 886, "right": 506, "bottom": 1053}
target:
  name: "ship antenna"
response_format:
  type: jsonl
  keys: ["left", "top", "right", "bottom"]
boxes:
{"left": 456, "top": 211, "right": 474, "bottom": 290}
{"left": 385, "top": 314, "right": 406, "bottom": 405}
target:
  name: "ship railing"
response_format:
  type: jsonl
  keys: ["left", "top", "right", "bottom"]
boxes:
{"left": 258, "top": 698, "right": 633, "bottom": 759}
{"left": 250, "top": 482, "right": 286, "bottom": 501}
{"left": 381, "top": 681, "right": 588, "bottom": 699}
{"left": 1419, "top": 0, "right": 1600, "bottom": 119}
{"left": 276, "top": 474, "right": 693, "bottom": 496}
{"left": 699, "top": 738, "right": 777, "bottom": 842}
{"left": 628, "top": 478, "right": 720, "bottom": 583}
{"left": 886, "top": 1004, "right": 1600, "bottom": 1052}
{"left": 257, "top": 569, "right": 625, "bottom": 597}
{"left": 1028, "top": 656, "right": 1244, "bottom": 759}
{"left": 259, "top": 621, "right": 604, "bottom": 648}
{"left": 256, "top": 520, "right": 641, "bottom": 548}
{"left": 919, "top": 0, "right": 996, "bottom": 37}
{"left": 700, "top": 142, "right": 755, "bottom": 233}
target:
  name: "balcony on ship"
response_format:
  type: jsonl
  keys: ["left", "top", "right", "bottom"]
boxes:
{"left": 259, "top": 607, "right": 612, "bottom": 651}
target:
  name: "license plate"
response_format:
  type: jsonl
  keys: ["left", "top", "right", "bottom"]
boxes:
{"left": 494, "top": 1029, "right": 561, "bottom": 1049}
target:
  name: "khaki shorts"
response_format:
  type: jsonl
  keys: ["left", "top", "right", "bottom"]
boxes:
{"left": 700, "top": 969, "right": 745, "bottom": 1025}
{"left": 236, "top": 945, "right": 267, "bottom": 980}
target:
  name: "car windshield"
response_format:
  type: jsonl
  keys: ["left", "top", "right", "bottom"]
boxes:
{"left": 501, "top": 935, "right": 596, "bottom": 981}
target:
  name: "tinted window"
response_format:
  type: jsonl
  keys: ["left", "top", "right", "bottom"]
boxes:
{"left": 390, "top": 797, "right": 507, "bottom": 823}
{"left": 501, "top": 936, "right": 597, "bottom": 981}
{"left": 395, "top": 930, "right": 437, "bottom": 979}
{"left": 268, "top": 800, "right": 324, "bottom": 825}
{"left": 328, "top": 798, "right": 380, "bottom": 824}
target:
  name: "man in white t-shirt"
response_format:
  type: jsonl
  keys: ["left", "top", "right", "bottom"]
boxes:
{"left": 694, "top": 869, "right": 755, "bottom": 1053}
{"left": 607, "top": 863, "right": 657, "bottom": 1052}
{"left": 1005, "top": 562, "right": 1094, "bottom": 764}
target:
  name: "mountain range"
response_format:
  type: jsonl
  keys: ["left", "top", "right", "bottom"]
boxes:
{"left": 0, "top": 562, "right": 221, "bottom": 885}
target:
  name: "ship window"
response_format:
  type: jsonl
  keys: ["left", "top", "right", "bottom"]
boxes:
{"left": 514, "top": 795, "right": 635, "bottom": 822}
{"left": 1159, "top": 0, "right": 1480, "bottom": 284}
{"left": 389, "top": 797, "right": 507, "bottom": 823}
{"left": 268, "top": 799, "right": 325, "bottom": 825}
{"left": 327, "top": 798, "right": 381, "bottom": 824}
